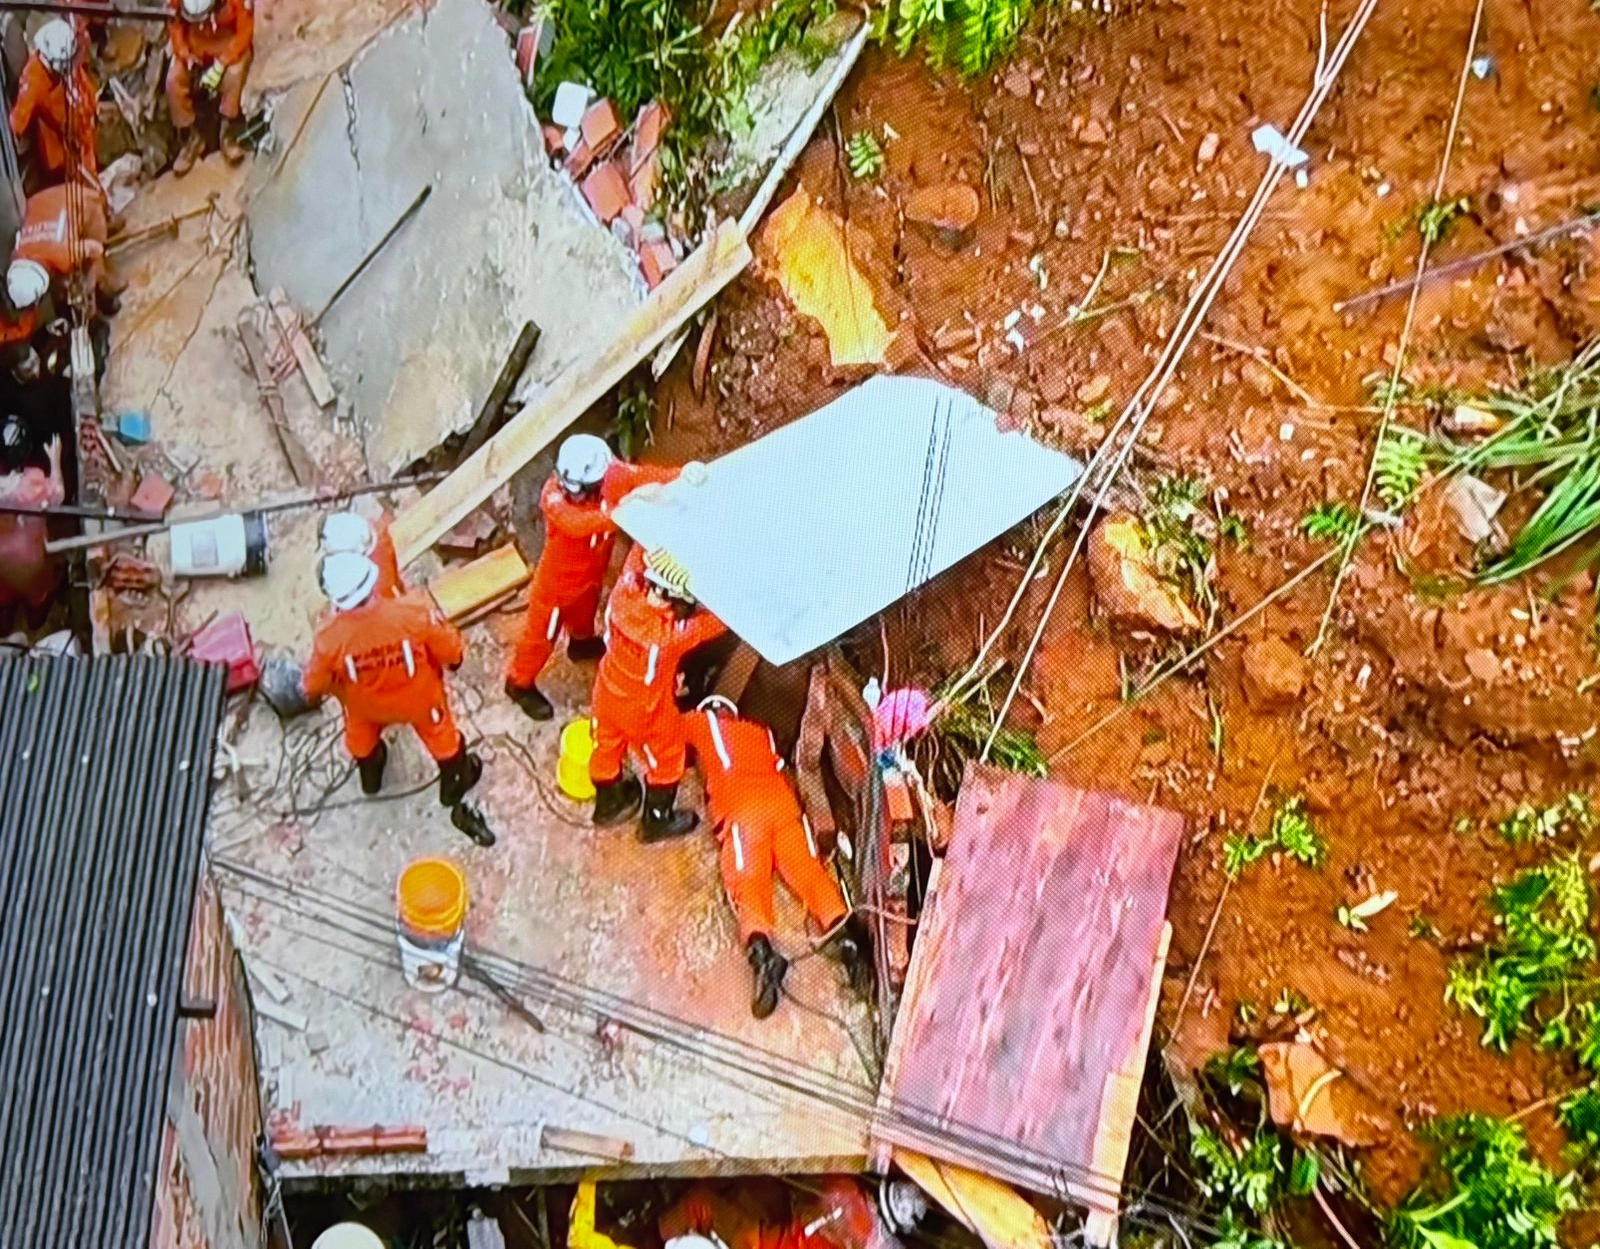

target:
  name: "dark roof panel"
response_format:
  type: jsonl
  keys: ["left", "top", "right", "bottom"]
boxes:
{"left": 0, "top": 655, "right": 225, "bottom": 1249}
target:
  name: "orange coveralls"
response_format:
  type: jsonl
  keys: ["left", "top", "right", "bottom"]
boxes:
{"left": 685, "top": 708, "right": 847, "bottom": 944}
{"left": 303, "top": 591, "right": 467, "bottom": 763}
{"left": 506, "top": 460, "right": 677, "bottom": 688}
{"left": 14, "top": 183, "right": 109, "bottom": 296}
{"left": 9, "top": 52, "right": 98, "bottom": 184}
{"left": 661, "top": 1179, "right": 882, "bottom": 1249}
{"left": 370, "top": 512, "right": 403, "bottom": 599}
{"left": 167, "top": 0, "right": 253, "bottom": 126}
{"left": 589, "top": 548, "right": 726, "bottom": 788}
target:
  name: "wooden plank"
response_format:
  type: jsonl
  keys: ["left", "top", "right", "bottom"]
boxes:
{"left": 893, "top": 1149, "right": 1053, "bottom": 1249}
{"left": 871, "top": 858, "right": 945, "bottom": 1172}
{"left": 269, "top": 293, "right": 337, "bottom": 408}
{"left": 236, "top": 312, "right": 318, "bottom": 486}
{"left": 1084, "top": 922, "right": 1171, "bottom": 1249}
{"left": 541, "top": 1125, "right": 636, "bottom": 1161}
{"left": 428, "top": 544, "right": 530, "bottom": 622}
{"left": 459, "top": 319, "right": 541, "bottom": 464}
{"left": 390, "top": 220, "right": 752, "bottom": 566}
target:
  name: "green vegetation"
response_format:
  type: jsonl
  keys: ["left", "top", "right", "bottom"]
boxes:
{"left": 1497, "top": 795, "right": 1595, "bottom": 846}
{"left": 1386, "top": 198, "right": 1473, "bottom": 248}
{"left": 1392, "top": 1114, "right": 1575, "bottom": 1249}
{"left": 1301, "top": 500, "right": 1359, "bottom": 543}
{"left": 844, "top": 130, "right": 885, "bottom": 179}
{"left": 1204, "top": 1046, "right": 1261, "bottom": 1095}
{"left": 1222, "top": 795, "right": 1326, "bottom": 879}
{"left": 886, "top": 0, "right": 1112, "bottom": 78}
{"left": 536, "top": 0, "right": 836, "bottom": 225}
{"left": 920, "top": 667, "right": 1046, "bottom": 799}
{"left": 1375, "top": 425, "right": 1428, "bottom": 510}
{"left": 1138, "top": 475, "right": 1247, "bottom": 632}
{"left": 1445, "top": 854, "right": 1595, "bottom": 1053}
{"left": 612, "top": 383, "right": 654, "bottom": 459}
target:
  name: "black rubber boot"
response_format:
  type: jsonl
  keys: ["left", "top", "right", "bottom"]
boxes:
{"left": 504, "top": 678, "right": 554, "bottom": 721}
{"left": 437, "top": 746, "right": 483, "bottom": 807}
{"left": 830, "top": 913, "right": 875, "bottom": 996}
{"left": 747, "top": 934, "right": 788, "bottom": 1019}
{"left": 591, "top": 777, "right": 642, "bottom": 828}
{"left": 639, "top": 783, "right": 698, "bottom": 844}
{"left": 451, "top": 801, "right": 496, "bottom": 847}
{"left": 566, "top": 635, "right": 607, "bottom": 662}
{"left": 356, "top": 741, "right": 388, "bottom": 796}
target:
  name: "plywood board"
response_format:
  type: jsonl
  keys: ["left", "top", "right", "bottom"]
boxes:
{"left": 872, "top": 768, "right": 1184, "bottom": 1212}
{"left": 893, "top": 1148, "right": 1053, "bottom": 1249}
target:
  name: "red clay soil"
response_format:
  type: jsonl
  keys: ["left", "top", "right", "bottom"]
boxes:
{"left": 651, "top": 0, "right": 1600, "bottom": 1221}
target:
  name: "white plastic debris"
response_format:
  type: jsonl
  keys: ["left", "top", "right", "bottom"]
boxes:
{"left": 1294, "top": 169, "right": 1309, "bottom": 189}
{"left": 551, "top": 81, "right": 594, "bottom": 128}
{"left": 1251, "top": 124, "right": 1309, "bottom": 169}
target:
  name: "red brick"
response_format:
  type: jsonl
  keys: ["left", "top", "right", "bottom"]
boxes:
{"left": 564, "top": 137, "right": 596, "bottom": 180}
{"left": 542, "top": 124, "right": 567, "bottom": 157}
{"left": 619, "top": 203, "right": 646, "bottom": 242}
{"left": 638, "top": 240, "right": 678, "bottom": 290}
{"left": 633, "top": 101, "right": 669, "bottom": 166}
{"left": 580, "top": 98, "right": 622, "bottom": 154}
{"left": 130, "top": 473, "right": 174, "bottom": 517}
{"left": 582, "top": 162, "right": 631, "bottom": 223}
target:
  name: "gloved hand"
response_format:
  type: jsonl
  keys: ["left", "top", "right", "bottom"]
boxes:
{"left": 200, "top": 61, "right": 225, "bottom": 94}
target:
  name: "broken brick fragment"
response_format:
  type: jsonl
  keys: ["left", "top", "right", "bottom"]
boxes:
{"left": 129, "top": 473, "right": 174, "bottom": 518}
{"left": 629, "top": 148, "right": 661, "bottom": 213}
{"left": 582, "top": 162, "right": 631, "bottom": 223}
{"left": 542, "top": 124, "right": 567, "bottom": 158}
{"left": 580, "top": 98, "right": 622, "bottom": 153}
{"left": 632, "top": 101, "right": 669, "bottom": 167}
{"left": 638, "top": 240, "right": 678, "bottom": 289}
{"left": 564, "top": 137, "right": 596, "bottom": 180}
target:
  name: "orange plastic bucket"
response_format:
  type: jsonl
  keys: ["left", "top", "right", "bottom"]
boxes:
{"left": 396, "top": 858, "right": 468, "bottom": 940}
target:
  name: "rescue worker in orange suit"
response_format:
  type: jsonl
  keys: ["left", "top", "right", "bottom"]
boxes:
{"left": 320, "top": 510, "right": 404, "bottom": 600}
{"left": 504, "top": 434, "right": 679, "bottom": 721}
{"left": 167, "top": 0, "right": 254, "bottom": 173}
{"left": 589, "top": 545, "right": 726, "bottom": 839}
{"left": 684, "top": 696, "right": 874, "bottom": 1017}
{"left": 660, "top": 1178, "right": 927, "bottom": 1249}
{"left": 302, "top": 552, "right": 495, "bottom": 847}
{"left": 10, "top": 20, "right": 98, "bottom": 190}
{"left": 7, "top": 183, "right": 121, "bottom": 321}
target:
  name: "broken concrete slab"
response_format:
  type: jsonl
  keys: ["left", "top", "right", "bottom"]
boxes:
{"left": 247, "top": 0, "right": 644, "bottom": 477}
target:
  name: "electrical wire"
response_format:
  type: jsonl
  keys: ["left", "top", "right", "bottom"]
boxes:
{"left": 211, "top": 853, "right": 1240, "bottom": 1243}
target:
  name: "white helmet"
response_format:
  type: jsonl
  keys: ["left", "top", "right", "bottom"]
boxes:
{"left": 320, "top": 512, "right": 376, "bottom": 558}
{"left": 7, "top": 260, "right": 49, "bottom": 311}
{"left": 696, "top": 694, "right": 738, "bottom": 717}
{"left": 555, "top": 434, "right": 612, "bottom": 495}
{"left": 319, "top": 553, "right": 379, "bottom": 611}
{"left": 179, "top": 0, "right": 218, "bottom": 21}
{"left": 311, "top": 1226, "right": 386, "bottom": 1249}
{"left": 33, "top": 19, "right": 76, "bottom": 75}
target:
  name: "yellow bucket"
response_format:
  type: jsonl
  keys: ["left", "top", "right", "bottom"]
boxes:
{"left": 396, "top": 857, "right": 468, "bottom": 940}
{"left": 558, "top": 719, "right": 597, "bottom": 801}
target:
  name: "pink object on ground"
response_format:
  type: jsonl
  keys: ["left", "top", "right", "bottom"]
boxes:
{"left": 873, "top": 687, "right": 936, "bottom": 750}
{"left": 187, "top": 611, "right": 261, "bottom": 693}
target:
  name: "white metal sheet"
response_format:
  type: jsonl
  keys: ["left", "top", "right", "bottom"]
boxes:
{"left": 612, "top": 377, "right": 1083, "bottom": 665}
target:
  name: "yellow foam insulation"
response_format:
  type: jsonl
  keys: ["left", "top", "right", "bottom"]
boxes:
{"left": 759, "top": 186, "right": 890, "bottom": 367}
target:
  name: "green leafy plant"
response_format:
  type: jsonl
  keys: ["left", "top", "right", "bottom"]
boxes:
{"left": 1417, "top": 197, "right": 1473, "bottom": 246}
{"left": 1189, "top": 1122, "right": 1315, "bottom": 1248}
{"left": 1271, "top": 797, "right": 1326, "bottom": 868}
{"left": 886, "top": 0, "right": 1111, "bottom": 78}
{"left": 919, "top": 668, "right": 1046, "bottom": 800}
{"left": 1498, "top": 795, "right": 1595, "bottom": 846}
{"left": 1391, "top": 1114, "right": 1576, "bottom": 1249}
{"left": 844, "top": 130, "right": 884, "bottom": 179}
{"left": 1205, "top": 1046, "right": 1262, "bottom": 1095}
{"left": 1301, "top": 500, "right": 1360, "bottom": 543}
{"left": 1223, "top": 831, "right": 1273, "bottom": 879}
{"left": 1445, "top": 855, "right": 1596, "bottom": 1053}
{"left": 1558, "top": 1083, "right": 1600, "bottom": 1162}
{"left": 612, "top": 383, "right": 655, "bottom": 459}
{"left": 1140, "top": 475, "right": 1244, "bottom": 631}
{"left": 1375, "top": 425, "right": 1428, "bottom": 510}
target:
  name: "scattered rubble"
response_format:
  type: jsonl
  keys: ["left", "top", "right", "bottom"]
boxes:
{"left": 1087, "top": 514, "right": 1202, "bottom": 633}
{"left": 1241, "top": 637, "right": 1307, "bottom": 711}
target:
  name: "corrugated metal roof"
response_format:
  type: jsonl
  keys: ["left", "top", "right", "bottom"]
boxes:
{"left": 0, "top": 655, "right": 226, "bottom": 1249}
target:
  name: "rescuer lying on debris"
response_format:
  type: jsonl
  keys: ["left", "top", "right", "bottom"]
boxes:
{"left": 589, "top": 543, "right": 726, "bottom": 840}
{"left": 302, "top": 552, "right": 495, "bottom": 847}
{"left": 10, "top": 19, "right": 99, "bottom": 190}
{"left": 0, "top": 426, "right": 64, "bottom": 630}
{"left": 684, "top": 695, "right": 873, "bottom": 1019}
{"left": 320, "top": 509, "right": 404, "bottom": 599}
{"left": 167, "top": 0, "right": 254, "bottom": 172}
{"left": 660, "top": 1177, "right": 927, "bottom": 1249}
{"left": 504, "top": 434, "right": 680, "bottom": 722}
{"left": 8, "top": 183, "right": 123, "bottom": 320}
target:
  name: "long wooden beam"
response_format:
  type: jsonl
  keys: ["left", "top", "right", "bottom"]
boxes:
{"left": 390, "top": 220, "right": 753, "bottom": 566}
